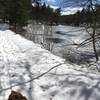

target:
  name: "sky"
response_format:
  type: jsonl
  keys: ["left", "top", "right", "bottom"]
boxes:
{"left": 40, "top": 0, "right": 100, "bottom": 15}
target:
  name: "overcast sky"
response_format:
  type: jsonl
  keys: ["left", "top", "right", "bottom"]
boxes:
{"left": 40, "top": 0, "right": 100, "bottom": 15}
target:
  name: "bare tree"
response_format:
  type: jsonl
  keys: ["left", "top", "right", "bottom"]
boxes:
{"left": 79, "top": 0, "right": 99, "bottom": 62}
{"left": 85, "top": 0, "right": 99, "bottom": 61}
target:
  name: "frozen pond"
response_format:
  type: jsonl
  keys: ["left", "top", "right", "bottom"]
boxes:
{"left": 45, "top": 25, "right": 98, "bottom": 65}
{"left": 21, "top": 24, "right": 99, "bottom": 64}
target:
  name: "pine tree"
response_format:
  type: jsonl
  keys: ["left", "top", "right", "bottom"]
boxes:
{"left": 1, "top": 0, "right": 32, "bottom": 28}
{"left": 16, "top": 0, "right": 32, "bottom": 27}
{"left": 0, "top": 0, "right": 8, "bottom": 22}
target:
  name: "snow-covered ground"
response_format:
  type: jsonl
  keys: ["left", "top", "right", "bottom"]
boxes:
{"left": 0, "top": 30, "right": 65, "bottom": 100}
{"left": 0, "top": 26, "right": 100, "bottom": 100}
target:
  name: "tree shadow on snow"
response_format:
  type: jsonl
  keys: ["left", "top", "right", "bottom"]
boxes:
{"left": 45, "top": 72, "right": 100, "bottom": 100}
{"left": 63, "top": 49, "right": 100, "bottom": 65}
{"left": 0, "top": 61, "right": 35, "bottom": 100}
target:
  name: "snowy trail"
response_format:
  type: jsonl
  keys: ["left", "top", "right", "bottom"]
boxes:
{"left": 0, "top": 30, "right": 65, "bottom": 100}
{"left": 0, "top": 30, "right": 100, "bottom": 100}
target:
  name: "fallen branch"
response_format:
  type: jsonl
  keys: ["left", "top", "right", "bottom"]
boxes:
{"left": 88, "top": 61, "right": 100, "bottom": 72}
{"left": 78, "top": 35, "right": 100, "bottom": 47}
{"left": 0, "top": 63, "right": 64, "bottom": 92}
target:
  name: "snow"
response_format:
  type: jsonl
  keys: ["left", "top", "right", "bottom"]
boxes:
{"left": 0, "top": 28, "right": 100, "bottom": 100}
{"left": 54, "top": 25, "right": 88, "bottom": 44}
{"left": 48, "top": 25, "right": 93, "bottom": 60}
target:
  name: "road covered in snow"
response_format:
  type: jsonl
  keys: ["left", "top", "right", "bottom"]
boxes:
{"left": 0, "top": 30, "right": 100, "bottom": 100}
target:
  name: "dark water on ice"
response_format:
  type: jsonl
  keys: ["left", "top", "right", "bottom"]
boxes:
{"left": 46, "top": 37, "right": 65, "bottom": 43}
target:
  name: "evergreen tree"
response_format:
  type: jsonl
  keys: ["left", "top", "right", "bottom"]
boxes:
{"left": 41, "top": 3, "right": 47, "bottom": 21}
{"left": 55, "top": 8, "right": 61, "bottom": 24}
{"left": 35, "top": 2, "right": 41, "bottom": 21}
{"left": 0, "top": 0, "right": 8, "bottom": 22}
{"left": 0, "top": 0, "right": 32, "bottom": 27}
{"left": 16, "top": 0, "right": 32, "bottom": 27}
{"left": 31, "top": 2, "right": 61, "bottom": 24}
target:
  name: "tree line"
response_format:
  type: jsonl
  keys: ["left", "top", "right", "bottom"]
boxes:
{"left": 32, "top": 2, "right": 61, "bottom": 25}
{"left": 60, "top": 4, "right": 100, "bottom": 26}
{"left": 0, "top": 0, "right": 31, "bottom": 28}
{"left": 0, "top": 0, "right": 61, "bottom": 29}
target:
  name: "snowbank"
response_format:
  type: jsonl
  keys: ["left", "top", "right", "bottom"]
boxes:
{"left": 0, "top": 30, "right": 65, "bottom": 100}
{"left": 0, "top": 30, "right": 100, "bottom": 100}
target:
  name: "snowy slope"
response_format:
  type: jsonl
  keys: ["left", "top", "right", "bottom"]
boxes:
{"left": 0, "top": 30, "right": 100, "bottom": 100}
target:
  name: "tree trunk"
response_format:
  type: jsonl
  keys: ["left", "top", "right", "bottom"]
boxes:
{"left": 92, "top": 23, "right": 99, "bottom": 61}
{"left": 91, "top": 5, "right": 99, "bottom": 61}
